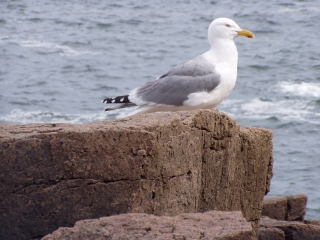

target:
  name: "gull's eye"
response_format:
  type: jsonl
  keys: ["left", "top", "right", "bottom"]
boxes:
{"left": 226, "top": 24, "right": 231, "bottom": 28}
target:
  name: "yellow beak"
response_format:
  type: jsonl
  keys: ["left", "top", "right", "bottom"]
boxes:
{"left": 237, "top": 29, "right": 255, "bottom": 39}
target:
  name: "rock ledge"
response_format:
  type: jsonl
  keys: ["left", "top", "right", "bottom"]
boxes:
{"left": 42, "top": 211, "right": 252, "bottom": 240}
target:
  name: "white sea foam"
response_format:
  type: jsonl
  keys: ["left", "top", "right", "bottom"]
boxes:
{"left": 279, "top": 81, "right": 320, "bottom": 98}
{"left": 219, "top": 81, "right": 320, "bottom": 124}
{"left": 19, "top": 40, "right": 79, "bottom": 56}
{"left": 18, "top": 40, "right": 102, "bottom": 56}
{"left": 0, "top": 109, "right": 109, "bottom": 124}
{"left": 220, "top": 98, "right": 319, "bottom": 124}
{"left": 241, "top": 98, "right": 313, "bottom": 121}
{"left": 0, "top": 36, "right": 11, "bottom": 42}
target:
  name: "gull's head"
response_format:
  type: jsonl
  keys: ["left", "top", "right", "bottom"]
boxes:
{"left": 208, "top": 18, "right": 254, "bottom": 45}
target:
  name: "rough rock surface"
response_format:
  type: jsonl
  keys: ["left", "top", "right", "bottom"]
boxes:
{"left": 42, "top": 210, "right": 252, "bottom": 240}
{"left": 0, "top": 109, "right": 273, "bottom": 239}
{"left": 304, "top": 220, "right": 320, "bottom": 227}
{"left": 261, "top": 197, "right": 288, "bottom": 221}
{"left": 287, "top": 194, "right": 308, "bottom": 221}
{"left": 259, "top": 216, "right": 320, "bottom": 240}
{"left": 258, "top": 227, "right": 285, "bottom": 240}
{"left": 262, "top": 194, "right": 307, "bottom": 221}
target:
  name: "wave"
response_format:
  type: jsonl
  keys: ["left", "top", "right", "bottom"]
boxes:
{"left": 19, "top": 40, "right": 102, "bottom": 57}
{"left": 0, "top": 107, "right": 135, "bottom": 124}
{"left": 2, "top": 98, "right": 317, "bottom": 125}
{"left": 220, "top": 98, "right": 320, "bottom": 125}
{"left": 0, "top": 109, "right": 107, "bottom": 124}
{"left": 219, "top": 81, "right": 320, "bottom": 124}
{"left": 0, "top": 36, "right": 102, "bottom": 57}
{"left": 279, "top": 81, "right": 320, "bottom": 98}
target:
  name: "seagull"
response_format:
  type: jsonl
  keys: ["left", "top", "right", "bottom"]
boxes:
{"left": 102, "top": 18, "right": 254, "bottom": 116}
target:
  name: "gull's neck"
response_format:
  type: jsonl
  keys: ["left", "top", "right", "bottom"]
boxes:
{"left": 203, "top": 38, "right": 238, "bottom": 67}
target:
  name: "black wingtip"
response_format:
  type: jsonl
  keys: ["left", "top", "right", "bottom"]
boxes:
{"left": 102, "top": 95, "right": 131, "bottom": 104}
{"left": 102, "top": 97, "right": 113, "bottom": 104}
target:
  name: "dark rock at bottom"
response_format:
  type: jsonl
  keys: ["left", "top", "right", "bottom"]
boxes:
{"left": 258, "top": 216, "right": 320, "bottom": 240}
{"left": 42, "top": 210, "right": 252, "bottom": 240}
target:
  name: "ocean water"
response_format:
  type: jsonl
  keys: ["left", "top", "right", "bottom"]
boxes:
{"left": 1, "top": 0, "right": 320, "bottom": 219}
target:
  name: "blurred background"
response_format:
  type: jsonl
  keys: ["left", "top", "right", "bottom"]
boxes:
{"left": 1, "top": 0, "right": 319, "bottom": 219}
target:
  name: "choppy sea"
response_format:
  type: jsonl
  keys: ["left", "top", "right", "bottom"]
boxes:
{"left": 1, "top": 0, "right": 320, "bottom": 219}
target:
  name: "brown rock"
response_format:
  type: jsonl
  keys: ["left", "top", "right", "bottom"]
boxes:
{"left": 0, "top": 109, "right": 273, "bottom": 239}
{"left": 42, "top": 211, "right": 252, "bottom": 240}
{"left": 287, "top": 194, "right": 308, "bottom": 221}
{"left": 261, "top": 194, "right": 307, "bottom": 221}
{"left": 304, "top": 220, "right": 320, "bottom": 227}
{"left": 262, "top": 197, "right": 288, "bottom": 220}
{"left": 258, "top": 227, "right": 285, "bottom": 240}
{"left": 260, "top": 216, "right": 320, "bottom": 240}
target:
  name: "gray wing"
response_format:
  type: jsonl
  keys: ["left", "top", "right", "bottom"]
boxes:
{"left": 136, "top": 56, "right": 221, "bottom": 106}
